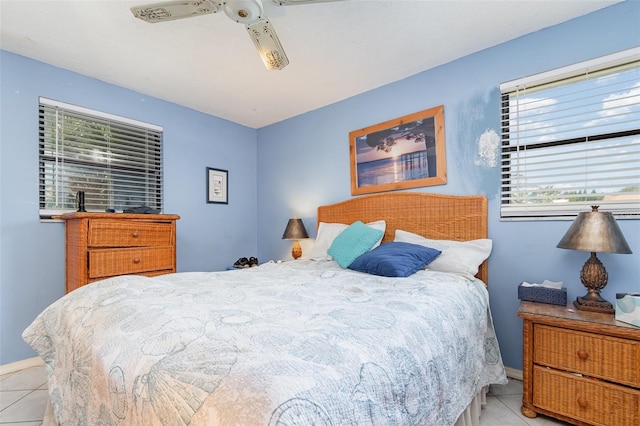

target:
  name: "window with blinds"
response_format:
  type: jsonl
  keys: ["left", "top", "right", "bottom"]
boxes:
{"left": 500, "top": 48, "right": 640, "bottom": 220}
{"left": 39, "top": 98, "right": 163, "bottom": 219}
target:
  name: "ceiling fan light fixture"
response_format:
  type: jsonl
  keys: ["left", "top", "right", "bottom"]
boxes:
{"left": 223, "top": 0, "right": 264, "bottom": 24}
{"left": 246, "top": 19, "right": 289, "bottom": 70}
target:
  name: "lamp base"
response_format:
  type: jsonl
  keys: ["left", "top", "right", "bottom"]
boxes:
{"left": 291, "top": 240, "right": 302, "bottom": 260}
{"left": 573, "top": 252, "right": 614, "bottom": 314}
{"left": 573, "top": 291, "right": 614, "bottom": 314}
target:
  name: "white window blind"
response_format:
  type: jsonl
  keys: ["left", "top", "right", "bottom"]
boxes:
{"left": 39, "top": 98, "right": 163, "bottom": 219}
{"left": 500, "top": 47, "right": 640, "bottom": 220}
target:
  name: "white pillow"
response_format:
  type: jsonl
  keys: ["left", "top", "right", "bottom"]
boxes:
{"left": 394, "top": 229, "right": 492, "bottom": 276}
{"left": 308, "top": 220, "right": 386, "bottom": 260}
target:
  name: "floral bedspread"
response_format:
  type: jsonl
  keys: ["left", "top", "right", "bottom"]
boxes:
{"left": 23, "top": 260, "right": 506, "bottom": 425}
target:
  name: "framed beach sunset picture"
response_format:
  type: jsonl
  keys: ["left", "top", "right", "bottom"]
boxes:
{"left": 349, "top": 105, "right": 447, "bottom": 195}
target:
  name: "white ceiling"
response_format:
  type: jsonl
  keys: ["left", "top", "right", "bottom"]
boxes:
{"left": 0, "top": 0, "right": 620, "bottom": 128}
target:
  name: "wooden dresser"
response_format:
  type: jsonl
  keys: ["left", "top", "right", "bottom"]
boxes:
{"left": 518, "top": 301, "right": 640, "bottom": 426}
{"left": 60, "top": 212, "right": 180, "bottom": 293}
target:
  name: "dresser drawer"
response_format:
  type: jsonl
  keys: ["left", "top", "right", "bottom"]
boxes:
{"left": 88, "top": 247, "right": 175, "bottom": 278}
{"left": 88, "top": 220, "right": 174, "bottom": 247}
{"left": 534, "top": 324, "right": 640, "bottom": 387}
{"left": 534, "top": 366, "right": 640, "bottom": 426}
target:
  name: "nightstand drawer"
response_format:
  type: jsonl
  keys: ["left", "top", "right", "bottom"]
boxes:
{"left": 534, "top": 324, "right": 640, "bottom": 387}
{"left": 89, "top": 247, "right": 175, "bottom": 278}
{"left": 534, "top": 366, "right": 640, "bottom": 426}
{"left": 88, "top": 220, "right": 174, "bottom": 247}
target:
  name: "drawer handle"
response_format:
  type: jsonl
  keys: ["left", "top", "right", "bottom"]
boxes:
{"left": 133, "top": 258, "right": 141, "bottom": 264}
{"left": 132, "top": 232, "right": 139, "bottom": 238}
{"left": 577, "top": 349, "right": 589, "bottom": 360}
{"left": 577, "top": 395, "right": 588, "bottom": 409}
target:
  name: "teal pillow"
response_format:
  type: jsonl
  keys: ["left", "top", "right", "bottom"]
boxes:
{"left": 348, "top": 242, "right": 441, "bottom": 277}
{"left": 328, "top": 221, "right": 385, "bottom": 268}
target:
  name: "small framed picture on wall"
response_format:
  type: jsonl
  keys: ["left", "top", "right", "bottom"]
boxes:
{"left": 206, "top": 167, "right": 228, "bottom": 204}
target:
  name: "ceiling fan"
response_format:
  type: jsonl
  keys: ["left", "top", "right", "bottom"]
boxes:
{"left": 131, "top": 0, "right": 344, "bottom": 70}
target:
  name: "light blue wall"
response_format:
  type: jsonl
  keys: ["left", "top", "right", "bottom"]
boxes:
{"left": 0, "top": 52, "right": 258, "bottom": 364}
{"left": 257, "top": 2, "right": 640, "bottom": 371}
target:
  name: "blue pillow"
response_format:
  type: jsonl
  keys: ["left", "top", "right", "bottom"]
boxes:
{"left": 327, "top": 221, "right": 385, "bottom": 268}
{"left": 348, "top": 242, "right": 441, "bottom": 277}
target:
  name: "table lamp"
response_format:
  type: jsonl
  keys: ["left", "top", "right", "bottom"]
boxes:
{"left": 557, "top": 206, "right": 632, "bottom": 313}
{"left": 282, "top": 217, "right": 309, "bottom": 259}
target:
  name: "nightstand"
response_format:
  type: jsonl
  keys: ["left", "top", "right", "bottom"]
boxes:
{"left": 518, "top": 301, "right": 640, "bottom": 425}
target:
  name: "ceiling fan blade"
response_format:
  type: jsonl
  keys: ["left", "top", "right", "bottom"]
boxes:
{"left": 246, "top": 19, "right": 289, "bottom": 70}
{"left": 131, "top": 0, "right": 223, "bottom": 23}
{"left": 269, "top": 0, "right": 345, "bottom": 5}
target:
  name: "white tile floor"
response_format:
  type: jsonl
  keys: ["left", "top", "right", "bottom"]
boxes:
{"left": 0, "top": 366, "right": 48, "bottom": 426}
{"left": 1, "top": 365, "right": 570, "bottom": 425}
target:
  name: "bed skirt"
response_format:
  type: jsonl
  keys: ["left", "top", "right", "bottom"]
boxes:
{"left": 455, "top": 386, "right": 489, "bottom": 426}
{"left": 43, "top": 386, "right": 490, "bottom": 426}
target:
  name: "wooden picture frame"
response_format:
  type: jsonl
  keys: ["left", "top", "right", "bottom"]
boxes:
{"left": 349, "top": 105, "right": 446, "bottom": 195}
{"left": 206, "top": 167, "right": 228, "bottom": 204}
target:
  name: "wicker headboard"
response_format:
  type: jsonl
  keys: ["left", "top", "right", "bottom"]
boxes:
{"left": 317, "top": 192, "right": 489, "bottom": 284}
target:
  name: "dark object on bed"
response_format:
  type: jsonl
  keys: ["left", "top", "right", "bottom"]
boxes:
{"left": 348, "top": 241, "right": 441, "bottom": 277}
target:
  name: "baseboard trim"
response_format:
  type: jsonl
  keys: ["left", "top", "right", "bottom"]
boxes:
{"left": 0, "top": 357, "right": 44, "bottom": 375}
{"left": 505, "top": 366, "right": 523, "bottom": 381}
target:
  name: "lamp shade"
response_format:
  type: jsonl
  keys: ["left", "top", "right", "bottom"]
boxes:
{"left": 282, "top": 218, "right": 309, "bottom": 240}
{"left": 557, "top": 206, "right": 632, "bottom": 254}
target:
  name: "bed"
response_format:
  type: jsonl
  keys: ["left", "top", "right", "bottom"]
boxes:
{"left": 23, "top": 192, "right": 507, "bottom": 426}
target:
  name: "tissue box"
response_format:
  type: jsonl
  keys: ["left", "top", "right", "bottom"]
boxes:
{"left": 615, "top": 293, "right": 640, "bottom": 327}
{"left": 518, "top": 284, "right": 567, "bottom": 306}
